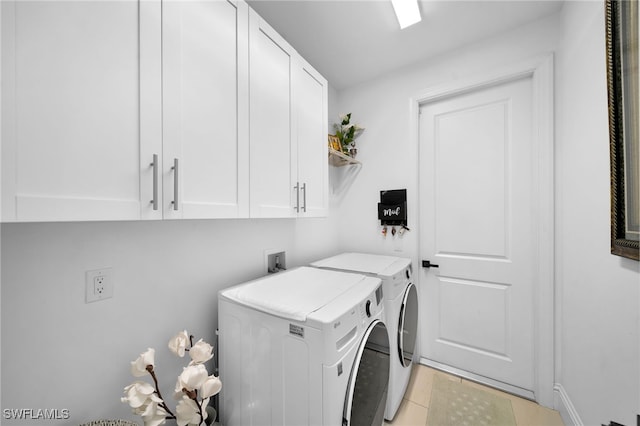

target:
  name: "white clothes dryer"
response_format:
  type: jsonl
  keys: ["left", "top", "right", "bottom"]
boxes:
{"left": 310, "top": 253, "right": 418, "bottom": 421}
{"left": 218, "top": 267, "right": 390, "bottom": 426}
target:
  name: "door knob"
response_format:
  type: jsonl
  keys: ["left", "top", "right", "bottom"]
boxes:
{"left": 422, "top": 260, "right": 439, "bottom": 268}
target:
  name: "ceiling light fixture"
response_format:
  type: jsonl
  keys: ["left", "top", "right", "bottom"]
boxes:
{"left": 391, "top": 0, "right": 422, "bottom": 29}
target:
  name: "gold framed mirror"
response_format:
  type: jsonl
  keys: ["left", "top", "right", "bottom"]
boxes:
{"left": 606, "top": 0, "right": 639, "bottom": 260}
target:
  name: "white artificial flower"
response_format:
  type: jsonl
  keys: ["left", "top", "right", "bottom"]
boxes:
{"left": 124, "top": 332, "right": 222, "bottom": 426}
{"left": 131, "top": 348, "right": 155, "bottom": 377}
{"left": 200, "top": 375, "right": 222, "bottom": 399}
{"left": 122, "top": 382, "right": 158, "bottom": 408}
{"left": 189, "top": 339, "right": 213, "bottom": 365}
{"left": 168, "top": 330, "right": 190, "bottom": 357}
{"left": 175, "top": 396, "right": 203, "bottom": 426}
{"left": 175, "top": 364, "right": 208, "bottom": 393}
{"left": 140, "top": 402, "right": 168, "bottom": 426}
{"left": 122, "top": 382, "right": 168, "bottom": 426}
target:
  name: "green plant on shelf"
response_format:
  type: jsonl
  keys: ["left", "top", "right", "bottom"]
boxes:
{"left": 333, "top": 113, "right": 364, "bottom": 157}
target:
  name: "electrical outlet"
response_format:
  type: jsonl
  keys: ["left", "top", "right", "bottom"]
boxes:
{"left": 86, "top": 268, "right": 113, "bottom": 303}
{"left": 94, "top": 275, "right": 106, "bottom": 295}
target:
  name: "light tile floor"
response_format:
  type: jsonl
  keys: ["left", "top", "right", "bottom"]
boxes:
{"left": 386, "top": 365, "right": 565, "bottom": 426}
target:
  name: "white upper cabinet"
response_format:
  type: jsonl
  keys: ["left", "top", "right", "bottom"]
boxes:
{"left": 248, "top": 10, "right": 295, "bottom": 218}
{"left": 248, "top": 9, "right": 328, "bottom": 218}
{"left": 161, "top": 0, "right": 249, "bottom": 220}
{"left": 294, "top": 58, "right": 329, "bottom": 218}
{"left": 2, "top": 0, "right": 326, "bottom": 222}
{"left": 2, "top": 0, "right": 250, "bottom": 222}
{"left": 2, "top": 1, "right": 146, "bottom": 222}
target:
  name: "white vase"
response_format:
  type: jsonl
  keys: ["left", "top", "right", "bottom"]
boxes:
{"left": 204, "top": 406, "right": 217, "bottom": 426}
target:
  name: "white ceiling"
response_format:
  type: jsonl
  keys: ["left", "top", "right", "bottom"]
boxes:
{"left": 247, "top": 0, "right": 565, "bottom": 90}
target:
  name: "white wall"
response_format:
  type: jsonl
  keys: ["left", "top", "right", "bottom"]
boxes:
{"left": 331, "top": 14, "right": 561, "bottom": 272}
{"left": 1, "top": 217, "right": 339, "bottom": 423}
{"left": 555, "top": 2, "right": 640, "bottom": 425}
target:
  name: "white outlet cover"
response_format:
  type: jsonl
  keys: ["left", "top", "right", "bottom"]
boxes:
{"left": 85, "top": 268, "right": 114, "bottom": 303}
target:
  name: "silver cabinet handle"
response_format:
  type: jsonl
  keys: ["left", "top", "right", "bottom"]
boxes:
{"left": 171, "top": 158, "right": 179, "bottom": 211}
{"left": 302, "top": 182, "right": 307, "bottom": 213}
{"left": 150, "top": 154, "right": 159, "bottom": 211}
{"left": 294, "top": 182, "right": 300, "bottom": 212}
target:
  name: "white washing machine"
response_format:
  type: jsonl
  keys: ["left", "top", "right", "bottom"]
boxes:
{"left": 218, "top": 266, "right": 390, "bottom": 426}
{"left": 310, "top": 253, "right": 418, "bottom": 421}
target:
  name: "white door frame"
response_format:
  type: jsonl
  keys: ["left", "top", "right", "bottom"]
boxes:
{"left": 409, "top": 54, "right": 555, "bottom": 408}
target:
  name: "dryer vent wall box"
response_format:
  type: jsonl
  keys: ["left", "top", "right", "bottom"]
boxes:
{"left": 265, "top": 249, "right": 287, "bottom": 273}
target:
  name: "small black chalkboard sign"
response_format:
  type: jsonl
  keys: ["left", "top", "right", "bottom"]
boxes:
{"left": 378, "top": 189, "right": 407, "bottom": 226}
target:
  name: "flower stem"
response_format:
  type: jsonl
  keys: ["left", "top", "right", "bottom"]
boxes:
{"left": 183, "top": 388, "right": 205, "bottom": 425}
{"left": 147, "top": 365, "right": 176, "bottom": 418}
{"left": 195, "top": 391, "right": 205, "bottom": 425}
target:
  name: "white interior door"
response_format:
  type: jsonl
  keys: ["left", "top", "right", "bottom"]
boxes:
{"left": 418, "top": 76, "right": 537, "bottom": 396}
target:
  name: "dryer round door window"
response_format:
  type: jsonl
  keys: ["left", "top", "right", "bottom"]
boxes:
{"left": 398, "top": 283, "right": 418, "bottom": 368}
{"left": 343, "top": 320, "right": 390, "bottom": 426}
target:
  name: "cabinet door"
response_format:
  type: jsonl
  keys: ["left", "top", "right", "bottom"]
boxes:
{"left": 2, "top": 1, "right": 152, "bottom": 222}
{"left": 162, "top": 0, "right": 249, "bottom": 219}
{"left": 248, "top": 10, "right": 295, "bottom": 218}
{"left": 294, "top": 58, "right": 328, "bottom": 218}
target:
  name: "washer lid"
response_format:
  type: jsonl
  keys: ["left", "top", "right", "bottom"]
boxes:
{"left": 311, "top": 252, "right": 409, "bottom": 276}
{"left": 221, "top": 267, "right": 366, "bottom": 322}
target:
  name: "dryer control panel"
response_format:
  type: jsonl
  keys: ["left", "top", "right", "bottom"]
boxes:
{"left": 359, "top": 284, "right": 383, "bottom": 320}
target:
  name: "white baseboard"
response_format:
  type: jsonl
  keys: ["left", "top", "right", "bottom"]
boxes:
{"left": 554, "top": 383, "right": 583, "bottom": 426}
